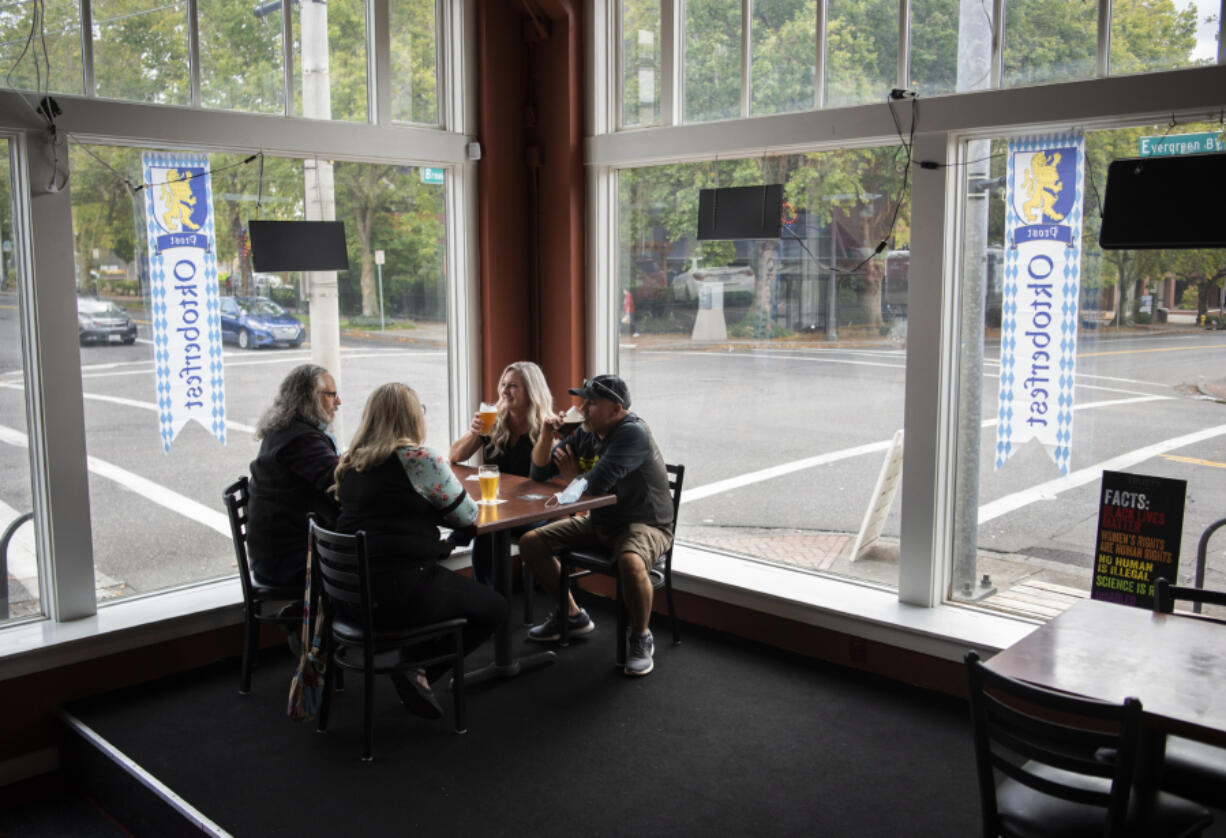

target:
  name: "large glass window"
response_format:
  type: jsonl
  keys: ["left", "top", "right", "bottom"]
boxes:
{"left": 1002, "top": 0, "right": 1097, "bottom": 88}
{"left": 69, "top": 142, "right": 449, "bottom": 606}
{"left": 621, "top": 0, "right": 661, "bottom": 127}
{"left": 683, "top": 0, "right": 741, "bottom": 123}
{"left": 199, "top": 0, "right": 286, "bottom": 114}
{"left": 292, "top": 0, "right": 368, "bottom": 122}
{"left": 0, "top": 0, "right": 85, "bottom": 95}
{"left": 1110, "top": 0, "right": 1200, "bottom": 75}
{"left": 953, "top": 120, "right": 1226, "bottom": 620}
{"left": 750, "top": 0, "right": 815, "bottom": 116}
{"left": 826, "top": 0, "right": 897, "bottom": 108}
{"left": 618, "top": 145, "right": 911, "bottom": 590}
{"left": 0, "top": 136, "right": 40, "bottom": 623}
{"left": 92, "top": 0, "right": 190, "bottom": 104}
{"left": 390, "top": 0, "right": 440, "bottom": 125}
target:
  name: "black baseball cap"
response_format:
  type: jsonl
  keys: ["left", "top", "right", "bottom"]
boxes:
{"left": 568, "top": 374, "right": 630, "bottom": 408}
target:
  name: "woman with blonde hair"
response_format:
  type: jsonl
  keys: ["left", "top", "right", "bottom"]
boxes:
{"left": 335, "top": 382, "right": 506, "bottom": 719}
{"left": 449, "top": 360, "right": 555, "bottom": 585}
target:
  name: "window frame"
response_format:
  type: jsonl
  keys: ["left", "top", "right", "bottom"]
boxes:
{"left": 590, "top": 0, "right": 1226, "bottom": 616}
{"left": 0, "top": 0, "right": 476, "bottom": 628}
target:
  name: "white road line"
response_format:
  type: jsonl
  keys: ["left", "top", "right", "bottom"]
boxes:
{"left": 0, "top": 383, "right": 260, "bottom": 434}
{"left": 682, "top": 395, "right": 1171, "bottom": 504}
{"left": 978, "top": 422, "right": 1226, "bottom": 523}
{"left": 0, "top": 423, "right": 231, "bottom": 538}
{"left": 76, "top": 350, "right": 446, "bottom": 379}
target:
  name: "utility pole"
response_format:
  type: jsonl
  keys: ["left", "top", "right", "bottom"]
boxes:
{"left": 951, "top": 0, "right": 998, "bottom": 603}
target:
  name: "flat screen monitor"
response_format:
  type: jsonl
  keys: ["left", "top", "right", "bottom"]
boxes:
{"left": 249, "top": 220, "right": 350, "bottom": 271}
{"left": 697, "top": 185, "right": 783, "bottom": 240}
{"left": 1099, "top": 153, "right": 1226, "bottom": 250}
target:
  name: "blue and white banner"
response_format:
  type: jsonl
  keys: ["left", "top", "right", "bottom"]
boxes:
{"left": 142, "top": 151, "right": 226, "bottom": 452}
{"left": 996, "top": 132, "right": 1085, "bottom": 475}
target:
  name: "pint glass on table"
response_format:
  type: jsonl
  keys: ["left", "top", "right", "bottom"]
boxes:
{"left": 478, "top": 464, "right": 500, "bottom": 503}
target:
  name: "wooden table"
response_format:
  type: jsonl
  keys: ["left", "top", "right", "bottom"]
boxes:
{"left": 985, "top": 598, "right": 1226, "bottom": 749}
{"left": 452, "top": 465, "right": 616, "bottom": 686}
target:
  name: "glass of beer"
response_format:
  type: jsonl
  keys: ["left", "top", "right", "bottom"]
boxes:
{"left": 478, "top": 402, "right": 498, "bottom": 435}
{"left": 478, "top": 464, "right": 500, "bottom": 503}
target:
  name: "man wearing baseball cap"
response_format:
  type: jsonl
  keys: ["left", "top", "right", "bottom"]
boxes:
{"left": 520, "top": 374, "right": 674, "bottom": 676}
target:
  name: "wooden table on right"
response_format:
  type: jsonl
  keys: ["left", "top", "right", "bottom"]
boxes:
{"left": 986, "top": 597, "right": 1226, "bottom": 749}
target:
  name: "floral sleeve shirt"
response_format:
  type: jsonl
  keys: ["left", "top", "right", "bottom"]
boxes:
{"left": 395, "top": 445, "right": 478, "bottom": 529}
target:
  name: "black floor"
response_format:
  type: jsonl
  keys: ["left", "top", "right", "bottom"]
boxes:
{"left": 8, "top": 593, "right": 1225, "bottom": 837}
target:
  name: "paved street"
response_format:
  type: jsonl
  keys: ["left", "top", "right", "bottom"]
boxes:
{"left": 3, "top": 296, "right": 1226, "bottom": 622}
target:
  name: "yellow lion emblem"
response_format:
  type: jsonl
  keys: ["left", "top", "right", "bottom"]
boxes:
{"left": 160, "top": 169, "right": 201, "bottom": 232}
{"left": 1020, "top": 151, "right": 1064, "bottom": 223}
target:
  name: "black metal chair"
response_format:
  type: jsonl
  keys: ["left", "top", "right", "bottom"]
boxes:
{"left": 557, "top": 463, "right": 684, "bottom": 664}
{"left": 965, "top": 650, "right": 1212, "bottom": 838}
{"left": 310, "top": 518, "right": 468, "bottom": 761}
{"left": 223, "top": 477, "right": 302, "bottom": 695}
{"left": 1145, "top": 578, "right": 1226, "bottom": 806}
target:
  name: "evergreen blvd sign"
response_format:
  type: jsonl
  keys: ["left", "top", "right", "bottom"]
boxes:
{"left": 1138, "top": 132, "right": 1225, "bottom": 157}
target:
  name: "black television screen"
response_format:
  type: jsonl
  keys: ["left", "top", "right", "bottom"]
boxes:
{"left": 697, "top": 185, "right": 783, "bottom": 240}
{"left": 249, "top": 220, "right": 350, "bottom": 271}
{"left": 1099, "top": 153, "right": 1226, "bottom": 250}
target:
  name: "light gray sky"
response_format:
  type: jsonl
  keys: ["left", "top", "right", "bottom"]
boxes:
{"left": 1190, "top": 0, "right": 1221, "bottom": 61}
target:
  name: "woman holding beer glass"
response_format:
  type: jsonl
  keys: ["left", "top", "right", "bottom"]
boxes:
{"left": 449, "top": 361, "right": 555, "bottom": 586}
{"left": 334, "top": 383, "right": 506, "bottom": 719}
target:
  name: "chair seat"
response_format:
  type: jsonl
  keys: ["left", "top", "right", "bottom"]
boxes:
{"left": 996, "top": 762, "right": 1212, "bottom": 838}
{"left": 565, "top": 548, "right": 666, "bottom": 590}
{"left": 1163, "top": 737, "right": 1226, "bottom": 807}
{"left": 331, "top": 615, "right": 467, "bottom": 648}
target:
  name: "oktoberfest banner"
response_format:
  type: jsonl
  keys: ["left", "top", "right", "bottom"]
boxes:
{"left": 141, "top": 151, "right": 226, "bottom": 452}
{"left": 995, "top": 132, "right": 1085, "bottom": 475}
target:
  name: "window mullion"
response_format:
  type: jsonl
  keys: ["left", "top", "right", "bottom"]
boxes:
{"left": 80, "top": 0, "right": 96, "bottom": 96}
{"left": 1096, "top": 0, "right": 1111, "bottom": 76}
{"left": 662, "top": 0, "right": 678, "bottom": 127}
{"left": 741, "top": 0, "right": 750, "bottom": 118}
{"left": 371, "top": 0, "right": 391, "bottom": 124}
{"left": 897, "top": 0, "right": 910, "bottom": 91}
{"left": 188, "top": 0, "right": 201, "bottom": 107}
{"left": 814, "top": 0, "right": 826, "bottom": 109}
{"left": 281, "top": 0, "right": 295, "bottom": 116}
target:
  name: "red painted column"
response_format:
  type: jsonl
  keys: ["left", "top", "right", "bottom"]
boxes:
{"left": 475, "top": 0, "right": 586, "bottom": 408}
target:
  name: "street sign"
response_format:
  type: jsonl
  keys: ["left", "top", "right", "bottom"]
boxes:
{"left": 1138, "top": 132, "right": 1225, "bottom": 157}
{"left": 374, "top": 249, "right": 385, "bottom": 265}
{"left": 420, "top": 167, "right": 445, "bottom": 185}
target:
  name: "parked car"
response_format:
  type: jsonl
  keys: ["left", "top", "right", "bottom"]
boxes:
{"left": 77, "top": 297, "right": 137, "bottom": 345}
{"left": 670, "top": 257, "right": 756, "bottom": 300}
{"left": 220, "top": 296, "right": 305, "bottom": 349}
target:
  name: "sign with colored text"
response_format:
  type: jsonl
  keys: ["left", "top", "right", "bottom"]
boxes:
{"left": 420, "top": 167, "right": 445, "bottom": 185}
{"left": 996, "top": 132, "right": 1085, "bottom": 475}
{"left": 1139, "top": 132, "right": 1224, "bottom": 157}
{"left": 1092, "top": 470, "right": 1186, "bottom": 609}
{"left": 142, "top": 151, "right": 226, "bottom": 452}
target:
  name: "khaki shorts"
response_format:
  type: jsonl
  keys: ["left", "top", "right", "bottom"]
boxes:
{"left": 532, "top": 516, "right": 673, "bottom": 573}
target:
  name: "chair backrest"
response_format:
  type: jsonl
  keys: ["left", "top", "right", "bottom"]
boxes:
{"left": 660, "top": 463, "right": 685, "bottom": 569}
{"left": 222, "top": 477, "right": 254, "bottom": 600}
{"left": 964, "top": 650, "right": 1142, "bottom": 838}
{"left": 309, "top": 517, "right": 375, "bottom": 640}
{"left": 1154, "top": 576, "right": 1226, "bottom": 615}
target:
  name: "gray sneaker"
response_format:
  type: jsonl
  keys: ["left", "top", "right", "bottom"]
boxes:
{"left": 624, "top": 630, "right": 654, "bottom": 676}
{"left": 527, "top": 608, "right": 596, "bottom": 642}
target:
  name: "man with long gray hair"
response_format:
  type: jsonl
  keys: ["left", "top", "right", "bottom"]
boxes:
{"left": 247, "top": 363, "right": 342, "bottom": 589}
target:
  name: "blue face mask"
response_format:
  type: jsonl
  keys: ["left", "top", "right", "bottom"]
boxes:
{"left": 546, "top": 476, "right": 587, "bottom": 507}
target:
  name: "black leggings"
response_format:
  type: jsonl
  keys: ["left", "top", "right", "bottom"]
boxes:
{"left": 365, "top": 562, "right": 507, "bottom": 681}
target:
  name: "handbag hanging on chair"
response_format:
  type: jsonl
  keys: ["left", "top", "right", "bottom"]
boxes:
{"left": 287, "top": 549, "right": 329, "bottom": 721}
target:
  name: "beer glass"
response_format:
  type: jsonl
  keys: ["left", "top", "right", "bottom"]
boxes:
{"left": 478, "top": 464, "right": 500, "bottom": 503}
{"left": 478, "top": 402, "right": 498, "bottom": 435}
